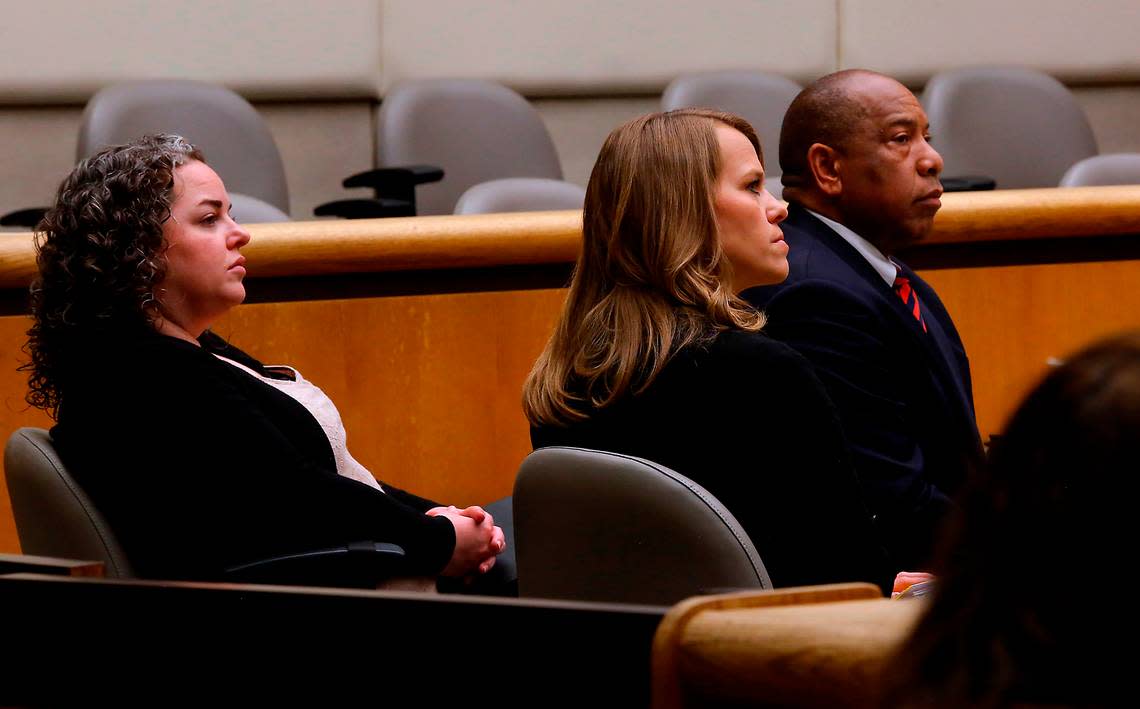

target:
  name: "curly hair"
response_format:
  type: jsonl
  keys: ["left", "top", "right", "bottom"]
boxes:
{"left": 24, "top": 134, "right": 205, "bottom": 418}
{"left": 523, "top": 109, "right": 766, "bottom": 426}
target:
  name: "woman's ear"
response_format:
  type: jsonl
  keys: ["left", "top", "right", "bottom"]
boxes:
{"left": 807, "top": 143, "right": 842, "bottom": 197}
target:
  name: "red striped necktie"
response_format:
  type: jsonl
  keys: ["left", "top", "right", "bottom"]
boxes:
{"left": 893, "top": 274, "right": 928, "bottom": 333}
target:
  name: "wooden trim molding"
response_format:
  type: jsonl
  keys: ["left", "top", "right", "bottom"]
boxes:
{"left": 2, "top": 186, "right": 1139, "bottom": 289}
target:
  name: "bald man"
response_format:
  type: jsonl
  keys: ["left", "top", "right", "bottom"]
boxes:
{"left": 745, "top": 70, "right": 982, "bottom": 572}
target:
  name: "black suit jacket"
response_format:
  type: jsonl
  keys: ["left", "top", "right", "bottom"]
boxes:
{"left": 532, "top": 330, "right": 890, "bottom": 590}
{"left": 51, "top": 329, "right": 455, "bottom": 581}
{"left": 745, "top": 205, "right": 982, "bottom": 570}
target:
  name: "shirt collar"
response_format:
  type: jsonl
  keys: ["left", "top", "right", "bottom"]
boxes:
{"left": 804, "top": 208, "right": 898, "bottom": 286}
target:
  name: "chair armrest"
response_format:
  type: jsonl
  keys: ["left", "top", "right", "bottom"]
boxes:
{"left": 224, "top": 541, "right": 408, "bottom": 589}
{"left": 315, "top": 165, "right": 444, "bottom": 219}
{"left": 313, "top": 198, "right": 417, "bottom": 219}
{"left": 0, "top": 207, "right": 49, "bottom": 228}
{"left": 941, "top": 175, "right": 996, "bottom": 192}
{"left": 342, "top": 165, "right": 444, "bottom": 193}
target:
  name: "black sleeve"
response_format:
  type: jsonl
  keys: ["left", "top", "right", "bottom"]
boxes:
{"left": 717, "top": 339, "right": 892, "bottom": 591}
{"left": 62, "top": 345, "right": 455, "bottom": 580}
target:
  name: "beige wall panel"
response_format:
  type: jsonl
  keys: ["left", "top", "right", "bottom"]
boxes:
{"left": 1075, "top": 86, "right": 1140, "bottom": 154}
{"left": 258, "top": 101, "right": 376, "bottom": 220}
{"left": 381, "top": 0, "right": 837, "bottom": 93}
{"left": 1, "top": 1, "right": 382, "bottom": 103}
{"left": 0, "top": 107, "right": 80, "bottom": 224}
{"left": 533, "top": 96, "right": 661, "bottom": 187}
{"left": 840, "top": 0, "right": 1140, "bottom": 84}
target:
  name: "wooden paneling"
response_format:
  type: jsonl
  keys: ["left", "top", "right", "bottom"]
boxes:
{"left": 923, "top": 260, "right": 1140, "bottom": 438}
{"left": 211, "top": 290, "right": 566, "bottom": 506}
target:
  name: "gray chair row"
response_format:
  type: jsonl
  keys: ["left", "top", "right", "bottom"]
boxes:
{"left": 5, "top": 427, "right": 770, "bottom": 606}
{"left": 8, "top": 67, "right": 1134, "bottom": 230}
{"left": 0, "top": 80, "right": 292, "bottom": 228}
{"left": 662, "top": 66, "right": 1140, "bottom": 192}
{"left": 1, "top": 78, "right": 585, "bottom": 228}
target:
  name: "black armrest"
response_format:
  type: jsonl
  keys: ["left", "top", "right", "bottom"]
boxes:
{"left": 941, "top": 175, "right": 996, "bottom": 192}
{"left": 314, "top": 164, "right": 444, "bottom": 219}
{"left": 313, "top": 198, "right": 416, "bottom": 219}
{"left": 224, "top": 541, "right": 407, "bottom": 589}
{"left": 1, "top": 207, "right": 49, "bottom": 228}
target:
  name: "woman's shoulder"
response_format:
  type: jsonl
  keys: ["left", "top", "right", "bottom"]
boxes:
{"left": 694, "top": 328, "right": 814, "bottom": 369}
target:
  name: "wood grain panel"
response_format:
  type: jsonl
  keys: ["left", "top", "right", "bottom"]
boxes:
{"left": 212, "top": 289, "right": 568, "bottom": 506}
{"left": 922, "top": 260, "right": 1140, "bottom": 438}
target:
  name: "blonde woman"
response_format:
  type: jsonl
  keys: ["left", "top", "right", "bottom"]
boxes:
{"left": 524, "top": 110, "right": 888, "bottom": 589}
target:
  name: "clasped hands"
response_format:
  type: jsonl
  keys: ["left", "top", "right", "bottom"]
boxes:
{"left": 427, "top": 505, "right": 506, "bottom": 578}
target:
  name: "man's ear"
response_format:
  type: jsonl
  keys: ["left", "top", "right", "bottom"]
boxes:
{"left": 807, "top": 143, "right": 842, "bottom": 197}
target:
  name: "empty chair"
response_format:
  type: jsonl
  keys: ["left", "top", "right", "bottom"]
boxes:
{"left": 364, "top": 79, "right": 566, "bottom": 216}
{"left": 4, "top": 427, "right": 133, "bottom": 577}
{"left": 922, "top": 66, "right": 1098, "bottom": 189}
{"left": 79, "top": 79, "right": 291, "bottom": 221}
{"left": 1060, "top": 153, "right": 1140, "bottom": 187}
{"left": 513, "top": 446, "right": 771, "bottom": 605}
{"left": 454, "top": 177, "right": 586, "bottom": 215}
{"left": 662, "top": 70, "right": 802, "bottom": 197}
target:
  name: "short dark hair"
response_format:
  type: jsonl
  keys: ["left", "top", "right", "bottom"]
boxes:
{"left": 778, "top": 69, "right": 879, "bottom": 194}
{"left": 25, "top": 134, "right": 205, "bottom": 417}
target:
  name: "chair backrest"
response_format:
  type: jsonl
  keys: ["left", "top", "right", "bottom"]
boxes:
{"left": 377, "top": 79, "right": 563, "bottom": 216}
{"left": 453, "top": 177, "right": 586, "bottom": 215}
{"left": 922, "top": 66, "right": 1098, "bottom": 189}
{"left": 4, "top": 427, "right": 132, "bottom": 577}
{"left": 229, "top": 193, "right": 292, "bottom": 224}
{"left": 513, "top": 446, "right": 771, "bottom": 605}
{"left": 78, "top": 79, "right": 290, "bottom": 215}
{"left": 661, "top": 70, "right": 802, "bottom": 190}
{"left": 1060, "top": 153, "right": 1140, "bottom": 187}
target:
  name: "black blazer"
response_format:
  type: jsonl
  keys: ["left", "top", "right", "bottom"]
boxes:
{"left": 51, "top": 329, "right": 455, "bottom": 581}
{"left": 532, "top": 329, "right": 890, "bottom": 591}
{"left": 745, "top": 205, "right": 983, "bottom": 570}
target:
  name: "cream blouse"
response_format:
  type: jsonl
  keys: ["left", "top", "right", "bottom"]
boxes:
{"left": 214, "top": 355, "right": 383, "bottom": 492}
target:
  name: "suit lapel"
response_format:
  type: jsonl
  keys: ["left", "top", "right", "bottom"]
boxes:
{"left": 791, "top": 208, "right": 980, "bottom": 450}
{"left": 894, "top": 260, "right": 980, "bottom": 447}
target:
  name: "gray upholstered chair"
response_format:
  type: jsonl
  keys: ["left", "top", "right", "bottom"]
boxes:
{"left": 78, "top": 79, "right": 291, "bottom": 222}
{"left": 921, "top": 66, "right": 1098, "bottom": 189}
{"left": 320, "top": 79, "right": 570, "bottom": 218}
{"left": 4, "top": 427, "right": 133, "bottom": 577}
{"left": 454, "top": 177, "right": 586, "bottom": 215}
{"left": 513, "top": 446, "right": 771, "bottom": 605}
{"left": 1060, "top": 153, "right": 1140, "bottom": 187}
{"left": 3, "top": 427, "right": 407, "bottom": 587}
{"left": 661, "top": 70, "right": 802, "bottom": 199}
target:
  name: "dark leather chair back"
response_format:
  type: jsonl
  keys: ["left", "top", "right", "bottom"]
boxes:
{"left": 4, "top": 427, "right": 133, "bottom": 577}
{"left": 514, "top": 446, "right": 771, "bottom": 605}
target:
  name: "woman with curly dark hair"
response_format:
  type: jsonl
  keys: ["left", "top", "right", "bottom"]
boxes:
{"left": 27, "top": 134, "right": 504, "bottom": 585}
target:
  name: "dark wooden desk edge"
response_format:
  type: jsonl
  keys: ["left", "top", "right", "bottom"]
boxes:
{"left": 1, "top": 572, "right": 666, "bottom": 705}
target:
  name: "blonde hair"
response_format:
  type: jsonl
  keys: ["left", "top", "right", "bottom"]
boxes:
{"left": 523, "top": 109, "right": 766, "bottom": 427}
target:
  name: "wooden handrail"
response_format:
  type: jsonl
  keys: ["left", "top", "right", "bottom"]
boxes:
{"left": 2, "top": 186, "right": 1138, "bottom": 289}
